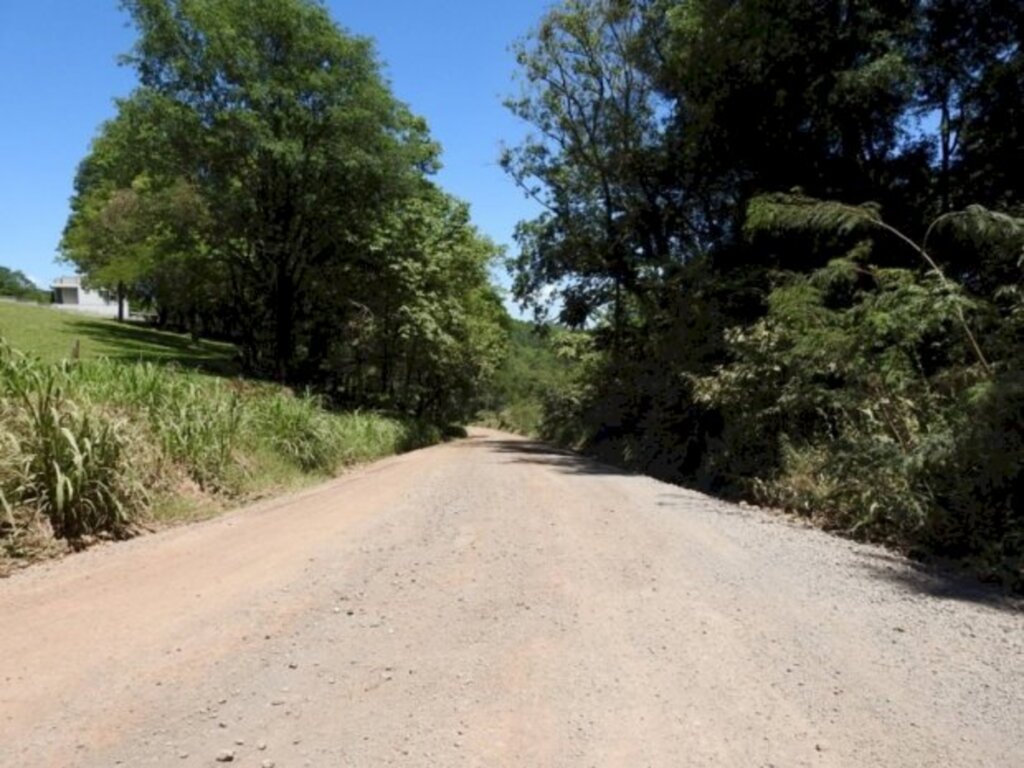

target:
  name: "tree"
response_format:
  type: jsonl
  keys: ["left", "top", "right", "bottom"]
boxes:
{"left": 67, "top": 0, "right": 437, "bottom": 379}
{"left": 503, "top": 0, "right": 673, "bottom": 340}
{"left": 914, "top": 0, "right": 1023, "bottom": 214}
{"left": 660, "top": 0, "right": 920, "bottom": 235}
{"left": 0, "top": 268, "right": 47, "bottom": 303}
{"left": 312, "top": 183, "right": 508, "bottom": 422}
{"left": 62, "top": 164, "right": 218, "bottom": 328}
{"left": 63, "top": 0, "right": 509, "bottom": 424}
{"left": 505, "top": 0, "right": 1024, "bottom": 582}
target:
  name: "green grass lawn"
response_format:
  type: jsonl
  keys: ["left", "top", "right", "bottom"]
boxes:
{"left": 0, "top": 300, "right": 238, "bottom": 375}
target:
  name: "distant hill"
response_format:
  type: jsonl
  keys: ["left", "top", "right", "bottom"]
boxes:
{"left": 0, "top": 266, "right": 48, "bottom": 303}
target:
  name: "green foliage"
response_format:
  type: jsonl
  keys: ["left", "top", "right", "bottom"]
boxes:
{"left": 747, "top": 193, "right": 995, "bottom": 373}
{"left": 61, "top": 0, "right": 506, "bottom": 421}
{"left": 503, "top": 0, "right": 671, "bottom": 333}
{"left": 252, "top": 392, "right": 347, "bottom": 473}
{"left": 746, "top": 195, "right": 885, "bottom": 239}
{"left": 703, "top": 253, "right": 1023, "bottom": 583}
{"left": 249, "top": 394, "right": 432, "bottom": 473}
{"left": 0, "top": 268, "right": 49, "bottom": 303}
{"left": 0, "top": 333, "right": 445, "bottom": 566}
{"left": 74, "top": 362, "right": 244, "bottom": 489}
{"left": 510, "top": 0, "right": 1024, "bottom": 587}
{"left": 320, "top": 187, "right": 508, "bottom": 424}
{"left": 477, "top": 320, "right": 576, "bottom": 436}
{"left": 0, "top": 344, "right": 144, "bottom": 541}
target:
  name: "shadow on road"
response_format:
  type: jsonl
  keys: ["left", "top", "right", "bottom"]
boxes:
{"left": 486, "top": 438, "right": 633, "bottom": 477}
{"left": 858, "top": 551, "right": 1022, "bottom": 612}
{"left": 482, "top": 436, "right": 1023, "bottom": 610}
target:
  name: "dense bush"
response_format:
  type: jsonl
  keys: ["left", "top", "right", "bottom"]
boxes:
{"left": 503, "top": 0, "right": 1023, "bottom": 589}
{"left": 535, "top": 212, "right": 1024, "bottom": 589}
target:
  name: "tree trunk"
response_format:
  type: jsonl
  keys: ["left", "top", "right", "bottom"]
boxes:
{"left": 939, "top": 89, "right": 952, "bottom": 214}
{"left": 612, "top": 276, "right": 623, "bottom": 359}
{"left": 274, "top": 261, "right": 295, "bottom": 383}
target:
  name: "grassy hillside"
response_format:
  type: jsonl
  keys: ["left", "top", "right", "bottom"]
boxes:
{"left": 0, "top": 304, "right": 442, "bottom": 573}
{"left": 0, "top": 302, "right": 236, "bottom": 373}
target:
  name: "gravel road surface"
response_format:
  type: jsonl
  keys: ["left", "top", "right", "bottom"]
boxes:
{"left": 1, "top": 428, "right": 1021, "bottom": 767}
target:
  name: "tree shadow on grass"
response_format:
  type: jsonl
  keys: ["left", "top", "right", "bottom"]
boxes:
{"left": 72, "top": 319, "right": 240, "bottom": 377}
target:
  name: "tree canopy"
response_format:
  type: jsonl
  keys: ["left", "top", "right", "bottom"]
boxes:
{"left": 62, "top": 0, "right": 505, "bottom": 423}
{"left": 505, "top": 0, "right": 1024, "bottom": 586}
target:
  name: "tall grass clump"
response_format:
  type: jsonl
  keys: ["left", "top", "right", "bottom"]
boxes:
{"left": 74, "top": 361, "right": 243, "bottom": 490}
{"left": 0, "top": 335, "right": 450, "bottom": 568}
{"left": 252, "top": 392, "right": 440, "bottom": 472}
{"left": 0, "top": 343, "right": 145, "bottom": 541}
{"left": 336, "top": 410, "right": 422, "bottom": 461}
{"left": 0, "top": 426, "right": 19, "bottom": 512}
{"left": 253, "top": 391, "right": 348, "bottom": 473}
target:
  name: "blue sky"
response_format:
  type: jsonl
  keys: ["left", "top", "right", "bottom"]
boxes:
{"left": 0, "top": 0, "right": 548, "bottom": 305}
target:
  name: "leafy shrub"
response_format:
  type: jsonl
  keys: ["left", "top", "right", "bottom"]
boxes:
{"left": 394, "top": 418, "right": 444, "bottom": 453}
{"left": 536, "top": 224, "right": 1023, "bottom": 588}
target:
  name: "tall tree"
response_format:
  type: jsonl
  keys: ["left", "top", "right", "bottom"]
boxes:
{"left": 914, "top": 0, "right": 1023, "bottom": 213}
{"left": 65, "top": 0, "right": 509, "bottom": 420}
{"left": 503, "top": 0, "right": 673, "bottom": 339}
{"left": 659, "top": 0, "right": 919, "bottom": 236}
{"left": 505, "top": 0, "right": 1024, "bottom": 581}
{"left": 70, "top": 0, "right": 437, "bottom": 379}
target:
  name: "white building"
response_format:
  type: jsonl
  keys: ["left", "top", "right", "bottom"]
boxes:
{"left": 51, "top": 275, "right": 128, "bottom": 319}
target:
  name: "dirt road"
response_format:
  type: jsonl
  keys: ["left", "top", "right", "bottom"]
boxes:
{"left": 1, "top": 429, "right": 1021, "bottom": 767}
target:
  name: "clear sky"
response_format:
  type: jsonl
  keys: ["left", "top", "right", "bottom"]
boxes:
{"left": 0, "top": 0, "right": 547, "bottom": 305}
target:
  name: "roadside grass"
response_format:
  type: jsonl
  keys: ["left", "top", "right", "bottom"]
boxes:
{"left": 0, "top": 310, "right": 446, "bottom": 574}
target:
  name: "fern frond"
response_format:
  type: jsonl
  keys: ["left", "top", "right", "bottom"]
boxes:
{"left": 745, "top": 192, "right": 994, "bottom": 375}
{"left": 745, "top": 193, "right": 882, "bottom": 239}
{"left": 924, "top": 205, "right": 1024, "bottom": 256}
